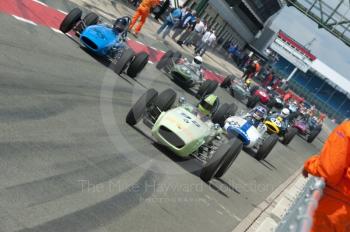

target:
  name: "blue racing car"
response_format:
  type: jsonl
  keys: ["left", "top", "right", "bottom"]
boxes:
{"left": 59, "top": 8, "right": 149, "bottom": 78}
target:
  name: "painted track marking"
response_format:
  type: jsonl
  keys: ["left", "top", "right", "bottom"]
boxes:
{"left": 12, "top": 15, "right": 37, "bottom": 25}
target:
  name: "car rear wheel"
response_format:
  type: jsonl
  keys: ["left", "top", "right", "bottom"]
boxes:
{"left": 156, "top": 50, "right": 174, "bottom": 70}
{"left": 114, "top": 49, "right": 135, "bottom": 75}
{"left": 153, "top": 89, "right": 177, "bottom": 111}
{"left": 59, "top": 8, "right": 82, "bottom": 33}
{"left": 256, "top": 134, "right": 279, "bottom": 160}
{"left": 200, "top": 138, "right": 242, "bottom": 182}
{"left": 126, "top": 89, "right": 158, "bottom": 125}
{"left": 215, "top": 138, "right": 243, "bottom": 178}
{"left": 196, "top": 80, "right": 218, "bottom": 99}
{"left": 212, "top": 103, "right": 237, "bottom": 127}
{"left": 127, "top": 52, "right": 149, "bottom": 78}
{"left": 246, "top": 95, "right": 259, "bottom": 108}
{"left": 283, "top": 127, "right": 298, "bottom": 145}
{"left": 220, "top": 75, "right": 233, "bottom": 88}
{"left": 249, "top": 85, "right": 259, "bottom": 95}
{"left": 307, "top": 128, "right": 321, "bottom": 143}
{"left": 83, "top": 12, "right": 99, "bottom": 26}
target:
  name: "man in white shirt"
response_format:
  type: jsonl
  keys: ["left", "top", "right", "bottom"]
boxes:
{"left": 184, "top": 19, "right": 205, "bottom": 46}
{"left": 195, "top": 30, "right": 216, "bottom": 56}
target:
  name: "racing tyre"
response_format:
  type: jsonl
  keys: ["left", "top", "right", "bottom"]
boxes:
{"left": 83, "top": 12, "right": 99, "bottom": 26}
{"left": 283, "top": 127, "right": 298, "bottom": 145}
{"left": 126, "top": 89, "right": 158, "bottom": 125}
{"left": 196, "top": 80, "right": 218, "bottom": 99}
{"left": 307, "top": 128, "right": 321, "bottom": 143}
{"left": 156, "top": 50, "right": 174, "bottom": 70}
{"left": 152, "top": 89, "right": 177, "bottom": 112}
{"left": 266, "top": 99, "right": 275, "bottom": 110}
{"left": 256, "top": 134, "right": 279, "bottom": 160}
{"left": 201, "top": 138, "right": 242, "bottom": 182}
{"left": 114, "top": 49, "right": 135, "bottom": 75}
{"left": 212, "top": 103, "right": 229, "bottom": 127}
{"left": 220, "top": 75, "right": 233, "bottom": 88}
{"left": 59, "top": 8, "right": 82, "bottom": 33}
{"left": 172, "top": 51, "right": 182, "bottom": 63}
{"left": 249, "top": 85, "right": 259, "bottom": 95}
{"left": 227, "top": 103, "right": 238, "bottom": 117}
{"left": 215, "top": 138, "right": 243, "bottom": 178}
{"left": 246, "top": 95, "right": 259, "bottom": 108}
{"left": 127, "top": 52, "right": 149, "bottom": 78}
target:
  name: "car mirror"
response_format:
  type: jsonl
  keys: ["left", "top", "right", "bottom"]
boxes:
{"left": 178, "top": 97, "right": 185, "bottom": 105}
{"left": 214, "top": 123, "right": 220, "bottom": 130}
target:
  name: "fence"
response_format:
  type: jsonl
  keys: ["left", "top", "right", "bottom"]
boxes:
{"left": 275, "top": 177, "right": 325, "bottom": 232}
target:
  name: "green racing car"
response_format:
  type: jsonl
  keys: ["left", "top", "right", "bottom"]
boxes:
{"left": 156, "top": 50, "right": 219, "bottom": 99}
{"left": 126, "top": 88, "right": 240, "bottom": 182}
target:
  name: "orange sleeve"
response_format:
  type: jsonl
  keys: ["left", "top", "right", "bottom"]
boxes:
{"left": 304, "top": 121, "right": 350, "bottom": 186}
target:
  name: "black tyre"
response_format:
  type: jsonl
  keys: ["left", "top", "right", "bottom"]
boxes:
{"left": 156, "top": 50, "right": 174, "bottom": 70}
{"left": 256, "top": 134, "right": 279, "bottom": 160}
{"left": 227, "top": 103, "right": 238, "bottom": 117}
{"left": 126, "top": 89, "right": 158, "bottom": 125}
{"left": 307, "top": 128, "right": 321, "bottom": 143}
{"left": 153, "top": 89, "right": 177, "bottom": 111}
{"left": 59, "top": 8, "right": 82, "bottom": 33}
{"left": 127, "top": 52, "right": 149, "bottom": 78}
{"left": 249, "top": 85, "right": 259, "bottom": 95}
{"left": 283, "top": 127, "right": 298, "bottom": 145}
{"left": 197, "top": 80, "right": 218, "bottom": 99}
{"left": 83, "top": 12, "right": 99, "bottom": 26}
{"left": 215, "top": 138, "right": 243, "bottom": 178}
{"left": 266, "top": 99, "right": 275, "bottom": 110}
{"left": 220, "top": 75, "right": 233, "bottom": 88}
{"left": 172, "top": 51, "right": 182, "bottom": 63}
{"left": 200, "top": 138, "right": 242, "bottom": 182}
{"left": 212, "top": 103, "right": 229, "bottom": 127}
{"left": 246, "top": 95, "right": 259, "bottom": 108}
{"left": 114, "top": 49, "right": 135, "bottom": 75}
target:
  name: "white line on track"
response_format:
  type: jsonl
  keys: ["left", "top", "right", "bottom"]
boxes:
{"left": 57, "top": 9, "right": 68, "bottom": 15}
{"left": 51, "top": 27, "right": 63, "bottom": 34}
{"left": 12, "top": 15, "right": 37, "bottom": 25}
{"left": 148, "top": 61, "right": 154, "bottom": 64}
{"left": 135, "top": 40, "right": 144, "bottom": 45}
{"left": 150, "top": 46, "right": 157, "bottom": 50}
{"left": 33, "top": 0, "right": 47, "bottom": 6}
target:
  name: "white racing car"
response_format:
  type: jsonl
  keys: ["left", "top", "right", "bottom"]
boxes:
{"left": 223, "top": 106, "right": 279, "bottom": 161}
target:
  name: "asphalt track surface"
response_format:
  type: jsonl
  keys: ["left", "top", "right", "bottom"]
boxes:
{"left": 0, "top": 1, "right": 325, "bottom": 232}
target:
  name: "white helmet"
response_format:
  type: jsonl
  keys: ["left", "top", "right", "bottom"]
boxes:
{"left": 192, "top": 56, "right": 203, "bottom": 65}
{"left": 281, "top": 108, "right": 290, "bottom": 118}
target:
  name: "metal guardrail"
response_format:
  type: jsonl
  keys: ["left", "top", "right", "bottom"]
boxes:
{"left": 275, "top": 177, "right": 326, "bottom": 232}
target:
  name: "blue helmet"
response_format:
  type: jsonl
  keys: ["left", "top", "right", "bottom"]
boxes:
{"left": 252, "top": 106, "right": 267, "bottom": 121}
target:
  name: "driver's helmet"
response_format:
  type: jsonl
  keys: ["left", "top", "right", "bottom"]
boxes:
{"left": 198, "top": 94, "right": 219, "bottom": 116}
{"left": 252, "top": 106, "right": 267, "bottom": 121}
{"left": 245, "top": 78, "right": 252, "bottom": 87}
{"left": 113, "top": 17, "right": 128, "bottom": 33}
{"left": 192, "top": 56, "right": 203, "bottom": 66}
{"left": 281, "top": 108, "right": 290, "bottom": 118}
{"left": 266, "top": 86, "right": 272, "bottom": 91}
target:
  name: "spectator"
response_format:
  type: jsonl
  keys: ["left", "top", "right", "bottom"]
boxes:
{"left": 183, "top": 19, "right": 205, "bottom": 46}
{"left": 156, "top": 6, "right": 182, "bottom": 39}
{"left": 303, "top": 120, "right": 350, "bottom": 232}
{"left": 195, "top": 30, "right": 216, "bottom": 56}
{"left": 272, "top": 76, "right": 281, "bottom": 89}
{"left": 171, "top": 9, "right": 195, "bottom": 40}
{"left": 242, "top": 60, "right": 260, "bottom": 81}
{"left": 154, "top": 0, "right": 170, "bottom": 21}
{"left": 263, "top": 71, "right": 274, "bottom": 87}
{"left": 129, "top": 0, "right": 160, "bottom": 37}
{"left": 227, "top": 43, "right": 238, "bottom": 60}
{"left": 176, "top": 16, "right": 198, "bottom": 46}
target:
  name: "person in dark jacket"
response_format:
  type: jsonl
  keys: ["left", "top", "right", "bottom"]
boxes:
{"left": 154, "top": 0, "right": 170, "bottom": 21}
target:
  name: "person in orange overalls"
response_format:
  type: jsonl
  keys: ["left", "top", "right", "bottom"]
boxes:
{"left": 129, "top": 0, "right": 160, "bottom": 36}
{"left": 303, "top": 120, "right": 350, "bottom": 232}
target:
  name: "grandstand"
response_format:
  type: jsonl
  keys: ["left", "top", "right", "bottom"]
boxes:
{"left": 270, "top": 31, "right": 350, "bottom": 123}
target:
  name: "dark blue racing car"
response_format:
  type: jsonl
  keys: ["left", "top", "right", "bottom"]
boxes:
{"left": 59, "top": 8, "right": 149, "bottom": 78}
